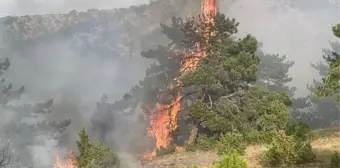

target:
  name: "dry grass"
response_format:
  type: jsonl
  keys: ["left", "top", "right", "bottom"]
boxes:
{"left": 144, "top": 150, "right": 219, "bottom": 168}
{"left": 246, "top": 126, "right": 340, "bottom": 168}
{"left": 145, "top": 126, "right": 340, "bottom": 168}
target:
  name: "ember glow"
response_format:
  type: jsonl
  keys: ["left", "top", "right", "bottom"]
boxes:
{"left": 142, "top": 0, "right": 217, "bottom": 161}
{"left": 54, "top": 153, "right": 77, "bottom": 168}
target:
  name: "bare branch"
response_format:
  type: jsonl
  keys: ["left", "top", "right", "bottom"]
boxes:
{"left": 207, "top": 94, "right": 212, "bottom": 108}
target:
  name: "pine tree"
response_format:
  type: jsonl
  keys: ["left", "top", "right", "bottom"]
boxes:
{"left": 111, "top": 13, "right": 291, "bottom": 146}
{"left": 315, "top": 23, "right": 340, "bottom": 103}
{"left": 294, "top": 23, "right": 340, "bottom": 128}
{"left": 76, "top": 128, "right": 92, "bottom": 168}
{"left": 76, "top": 128, "right": 120, "bottom": 168}
{"left": 256, "top": 46, "right": 296, "bottom": 97}
{"left": 256, "top": 45, "right": 311, "bottom": 124}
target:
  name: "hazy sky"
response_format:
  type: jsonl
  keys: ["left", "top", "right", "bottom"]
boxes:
{"left": 0, "top": 0, "right": 150, "bottom": 16}
{"left": 224, "top": 0, "right": 339, "bottom": 96}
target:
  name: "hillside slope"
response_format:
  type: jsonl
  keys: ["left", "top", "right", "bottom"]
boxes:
{"left": 145, "top": 126, "right": 340, "bottom": 168}
{"left": 0, "top": 0, "right": 200, "bottom": 56}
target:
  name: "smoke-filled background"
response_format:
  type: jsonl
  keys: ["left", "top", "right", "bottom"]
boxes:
{"left": 0, "top": 0, "right": 338, "bottom": 167}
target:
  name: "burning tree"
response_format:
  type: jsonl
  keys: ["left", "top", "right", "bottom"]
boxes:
{"left": 110, "top": 0, "right": 291, "bottom": 160}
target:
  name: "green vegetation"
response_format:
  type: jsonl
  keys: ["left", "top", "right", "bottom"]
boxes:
{"left": 112, "top": 13, "right": 290, "bottom": 159}
{"left": 261, "top": 131, "right": 315, "bottom": 166}
{"left": 76, "top": 128, "right": 120, "bottom": 168}
{"left": 91, "top": 11, "right": 339, "bottom": 168}
{"left": 212, "top": 151, "right": 248, "bottom": 168}
{"left": 315, "top": 23, "right": 340, "bottom": 104}
{"left": 330, "top": 152, "right": 340, "bottom": 168}
{"left": 217, "top": 132, "right": 247, "bottom": 155}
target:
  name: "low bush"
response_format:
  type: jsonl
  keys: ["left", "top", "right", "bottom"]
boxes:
{"left": 184, "top": 135, "right": 217, "bottom": 152}
{"left": 285, "top": 122, "right": 313, "bottom": 141}
{"left": 217, "top": 132, "right": 247, "bottom": 155}
{"left": 246, "top": 130, "right": 277, "bottom": 144}
{"left": 195, "top": 135, "right": 217, "bottom": 151}
{"left": 156, "top": 144, "right": 176, "bottom": 156}
{"left": 76, "top": 128, "right": 120, "bottom": 168}
{"left": 330, "top": 151, "right": 340, "bottom": 168}
{"left": 261, "top": 131, "right": 315, "bottom": 166}
{"left": 212, "top": 151, "right": 248, "bottom": 168}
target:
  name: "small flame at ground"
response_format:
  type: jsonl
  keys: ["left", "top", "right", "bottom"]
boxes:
{"left": 54, "top": 153, "right": 77, "bottom": 168}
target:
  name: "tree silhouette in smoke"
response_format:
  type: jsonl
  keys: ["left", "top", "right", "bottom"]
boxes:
{"left": 294, "top": 23, "right": 340, "bottom": 128}
{"left": 0, "top": 58, "right": 24, "bottom": 104}
{"left": 90, "top": 94, "right": 139, "bottom": 144}
{"left": 0, "top": 57, "right": 71, "bottom": 167}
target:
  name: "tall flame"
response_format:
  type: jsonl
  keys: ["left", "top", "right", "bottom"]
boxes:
{"left": 201, "top": 0, "right": 217, "bottom": 18}
{"left": 143, "top": 0, "right": 217, "bottom": 161}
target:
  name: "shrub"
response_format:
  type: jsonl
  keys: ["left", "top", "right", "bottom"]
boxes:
{"left": 184, "top": 142, "right": 196, "bottom": 152}
{"left": 261, "top": 131, "right": 315, "bottom": 166}
{"left": 294, "top": 140, "right": 315, "bottom": 164}
{"left": 285, "top": 123, "right": 313, "bottom": 141}
{"left": 184, "top": 135, "right": 217, "bottom": 152}
{"left": 330, "top": 152, "right": 340, "bottom": 168}
{"left": 212, "top": 151, "right": 248, "bottom": 168}
{"left": 86, "top": 142, "right": 121, "bottom": 168}
{"left": 217, "top": 132, "right": 247, "bottom": 155}
{"left": 195, "top": 135, "right": 217, "bottom": 151}
{"left": 246, "top": 130, "right": 277, "bottom": 144}
{"left": 76, "top": 128, "right": 120, "bottom": 168}
{"left": 156, "top": 144, "right": 176, "bottom": 156}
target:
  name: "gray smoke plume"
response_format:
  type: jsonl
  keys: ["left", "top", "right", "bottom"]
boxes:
{"left": 0, "top": 0, "right": 338, "bottom": 167}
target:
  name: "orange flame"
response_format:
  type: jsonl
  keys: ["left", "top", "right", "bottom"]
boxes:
{"left": 147, "top": 95, "right": 183, "bottom": 149}
{"left": 143, "top": 0, "right": 217, "bottom": 160}
{"left": 54, "top": 153, "right": 77, "bottom": 168}
{"left": 201, "top": 0, "right": 217, "bottom": 19}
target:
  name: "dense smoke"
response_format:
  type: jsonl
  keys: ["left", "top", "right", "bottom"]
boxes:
{"left": 0, "top": 0, "right": 338, "bottom": 167}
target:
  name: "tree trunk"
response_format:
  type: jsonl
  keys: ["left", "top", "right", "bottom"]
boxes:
{"left": 186, "top": 124, "right": 198, "bottom": 145}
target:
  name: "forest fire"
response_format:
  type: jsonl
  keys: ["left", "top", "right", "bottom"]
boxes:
{"left": 54, "top": 153, "right": 77, "bottom": 168}
{"left": 142, "top": 0, "right": 217, "bottom": 161}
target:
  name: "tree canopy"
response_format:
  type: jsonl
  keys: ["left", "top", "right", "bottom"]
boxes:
{"left": 315, "top": 23, "right": 340, "bottom": 104}
{"left": 111, "top": 13, "right": 291, "bottom": 148}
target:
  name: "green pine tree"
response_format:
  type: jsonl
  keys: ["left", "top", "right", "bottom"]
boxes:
{"left": 76, "top": 128, "right": 120, "bottom": 168}
{"left": 111, "top": 13, "right": 291, "bottom": 149}
{"left": 76, "top": 128, "right": 92, "bottom": 168}
{"left": 315, "top": 23, "right": 340, "bottom": 103}
{"left": 293, "top": 23, "right": 340, "bottom": 128}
